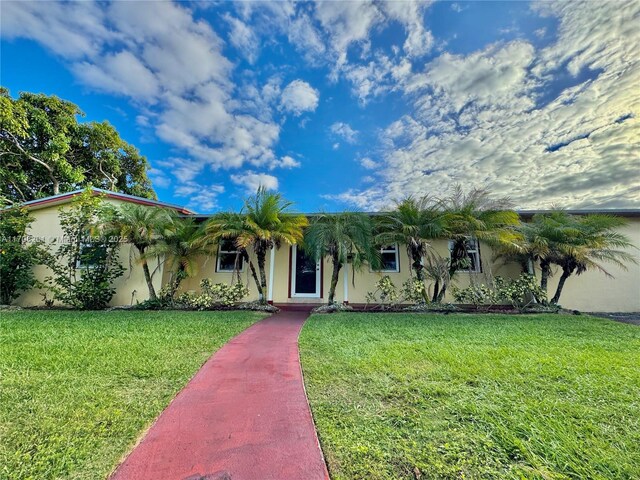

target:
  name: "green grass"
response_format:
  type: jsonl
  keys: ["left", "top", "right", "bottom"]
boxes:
{"left": 0, "top": 310, "right": 265, "bottom": 480}
{"left": 300, "top": 313, "right": 640, "bottom": 479}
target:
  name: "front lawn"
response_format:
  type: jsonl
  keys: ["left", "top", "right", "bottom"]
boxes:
{"left": 300, "top": 313, "right": 640, "bottom": 479}
{"left": 0, "top": 310, "right": 264, "bottom": 480}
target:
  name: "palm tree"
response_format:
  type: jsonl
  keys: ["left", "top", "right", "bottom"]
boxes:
{"left": 234, "top": 187, "right": 307, "bottom": 303}
{"left": 144, "top": 217, "right": 214, "bottom": 298}
{"left": 304, "top": 212, "right": 376, "bottom": 304}
{"left": 102, "top": 203, "right": 174, "bottom": 301}
{"left": 435, "top": 186, "right": 521, "bottom": 301}
{"left": 203, "top": 211, "right": 263, "bottom": 296}
{"left": 526, "top": 212, "right": 635, "bottom": 304}
{"left": 376, "top": 196, "right": 447, "bottom": 283}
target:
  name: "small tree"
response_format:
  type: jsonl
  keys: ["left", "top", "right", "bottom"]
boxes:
{"left": 233, "top": 187, "right": 307, "bottom": 303}
{"left": 203, "top": 212, "right": 264, "bottom": 297}
{"left": 0, "top": 205, "right": 46, "bottom": 304}
{"left": 144, "top": 217, "right": 214, "bottom": 299}
{"left": 435, "top": 186, "right": 521, "bottom": 301}
{"left": 102, "top": 203, "right": 174, "bottom": 301}
{"left": 45, "top": 190, "right": 124, "bottom": 309}
{"left": 304, "top": 212, "right": 376, "bottom": 304}
{"left": 376, "top": 196, "right": 446, "bottom": 283}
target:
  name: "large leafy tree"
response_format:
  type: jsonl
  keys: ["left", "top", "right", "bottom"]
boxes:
{"left": 102, "top": 203, "right": 175, "bottom": 301}
{"left": 435, "top": 186, "right": 521, "bottom": 302}
{"left": 144, "top": 217, "right": 214, "bottom": 299}
{"left": 304, "top": 212, "right": 376, "bottom": 304}
{"left": 376, "top": 196, "right": 447, "bottom": 283}
{"left": 0, "top": 88, "right": 155, "bottom": 203}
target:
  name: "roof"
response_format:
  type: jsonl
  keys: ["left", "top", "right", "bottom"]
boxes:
{"left": 16, "top": 188, "right": 194, "bottom": 215}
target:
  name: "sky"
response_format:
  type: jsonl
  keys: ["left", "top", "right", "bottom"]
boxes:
{"left": 1, "top": 0, "right": 639, "bottom": 213}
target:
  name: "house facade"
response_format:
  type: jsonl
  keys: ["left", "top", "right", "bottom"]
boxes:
{"left": 11, "top": 189, "right": 640, "bottom": 312}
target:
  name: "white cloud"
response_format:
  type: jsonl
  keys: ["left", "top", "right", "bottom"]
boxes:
{"left": 359, "top": 157, "right": 379, "bottom": 170}
{"left": 72, "top": 51, "right": 161, "bottom": 100}
{"left": 314, "top": 0, "right": 383, "bottom": 66}
{"left": 224, "top": 13, "right": 260, "bottom": 64}
{"left": 174, "top": 182, "right": 225, "bottom": 211}
{"left": 380, "top": 1, "right": 433, "bottom": 58}
{"left": 280, "top": 80, "right": 320, "bottom": 116}
{"left": 230, "top": 171, "right": 279, "bottom": 194}
{"left": 330, "top": 122, "right": 359, "bottom": 143}
{"left": 270, "top": 155, "right": 301, "bottom": 170}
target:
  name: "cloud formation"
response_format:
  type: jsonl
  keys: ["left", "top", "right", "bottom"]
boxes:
{"left": 280, "top": 80, "right": 320, "bottom": 116}
{"left": 2, "top": 0, "right": 638, "bottom": 212}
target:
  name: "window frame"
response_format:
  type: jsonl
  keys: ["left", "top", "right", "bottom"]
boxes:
{"left": 376, "top": 243, "right": 400, "bottom": 273}
{"left": 448, "top": 237, "right": 482, "bottom": 273}
{"left": 215, "top": 239, "right": 245, "bottom": 273}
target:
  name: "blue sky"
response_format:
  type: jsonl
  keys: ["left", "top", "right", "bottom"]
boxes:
{"left": 1, "top": 1, "right": 638, "bottom": 213}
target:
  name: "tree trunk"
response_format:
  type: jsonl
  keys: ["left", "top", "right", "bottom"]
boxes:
{"left": 540, "top": 259, "right": 550, "bottom": 293}
{"left": 256, "top": 248, "right": 267, "bottom": 304}
{"left": 551, "top": 267, "right": 572, "bottom": 304}
{"left": 437, "top": 284, "right": 447, "bottom": 303}
{"left": 169, "top": 265, "right": 186, "bottom": 299}
{"left": 242, "top": 250, "right": 263, "bottom": 298}
{"left": 432, "top": 278, "right": 440, "bottom": 303}
{"left": 141, "top": 260, "right": 157, "bottom": 301}
{"left": 410, "top": 253, "right": 429, "bottom": 303}
{"left": 328, "top": 256, "right": 342, "bottom": 304}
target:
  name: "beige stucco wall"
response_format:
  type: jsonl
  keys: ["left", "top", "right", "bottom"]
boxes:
{"left": 12, "top": 204, "right": 640, "bottom": 312}
{"left": 14, "top": 199, "right": 164, "bottom": 307}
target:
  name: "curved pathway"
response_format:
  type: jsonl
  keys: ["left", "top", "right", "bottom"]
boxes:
{"left": 110, "top": 310, "right": 329, "bottom": 480}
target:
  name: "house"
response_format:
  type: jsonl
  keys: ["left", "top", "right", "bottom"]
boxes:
{"left": 10, "top": 188, "right": 640, "bottom": 312}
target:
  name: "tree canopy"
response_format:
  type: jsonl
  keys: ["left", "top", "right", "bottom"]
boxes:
{"left": 0, "top": 88, "right": 155, "bottom": 204}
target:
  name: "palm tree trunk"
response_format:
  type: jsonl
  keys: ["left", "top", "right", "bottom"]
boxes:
{"left": 329, "top": 255, "right": 342, "bottom": 304}
{"left": 242, "top": 250, "right": 263, "bottom": 298}
{"left": 551, "top": 267, "right": 572, "bottom": 304}
{"left": 136, "top": 245, "right": 157, "bottom": 301}
{"left": 411, "top": 255, "right": 429, "bottom": 303}
{"left": 540, "top": 259, "right": 550, "bottom": 293}
{"left": 432, "top": 279, "right": 440, "bottom": 303}
{"left": 141, "top": 260, "right": 157, "bottom": 301}
{"left": 256, "top": 247, "right": 267, "bottom": 303}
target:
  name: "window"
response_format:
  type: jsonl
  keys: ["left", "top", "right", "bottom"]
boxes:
{"left": 448, "top": 237, "right": 481, "bottom": 273}
{"left": 216, "top": 239, "right": 244, "bottom": 272}
{"left": 76, "top": 242, "right": 107, "bottom": 268}
{"left": 378, "top": 244, "right": 400, "bottom": 272}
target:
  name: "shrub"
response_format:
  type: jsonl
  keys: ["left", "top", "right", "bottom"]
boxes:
{"left": 366, "top": 276, "right": 429, "bottom": 309}
{"left": 452, "top": 274, "right": 547, "bottom": 311}
{"left": 43, "top": 190, "right": 124, "bottom": 309}
{"left": 176, "top": 280, "right": 250, "bottom": 310}
{"left": 366, "top": 276, "right": 399, "bottom": 309}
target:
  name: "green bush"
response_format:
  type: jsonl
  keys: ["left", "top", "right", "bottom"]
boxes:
{"left": 452, "top": 273, "right": 547, "bottom": 311}
{"left": 43, "top": 190, "right": 124, "bottom": 309}
{"left": 0, "top": 206, "right": 46, "bottom": 304}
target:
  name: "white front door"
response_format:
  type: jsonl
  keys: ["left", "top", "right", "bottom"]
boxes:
{"left": 291, "top": 245, "right": 321, "bottom": 298}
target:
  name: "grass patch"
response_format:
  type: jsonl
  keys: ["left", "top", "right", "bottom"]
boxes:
{"left": 0, "top": 310, "right": 265, "bottom": 480}
{"left": 300, "top": 313, "right": 640, "bottom": 479}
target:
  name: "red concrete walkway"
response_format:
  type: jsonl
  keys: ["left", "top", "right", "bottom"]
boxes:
{"left": 110, "top": 310, "right": 329, "bottom": 480}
